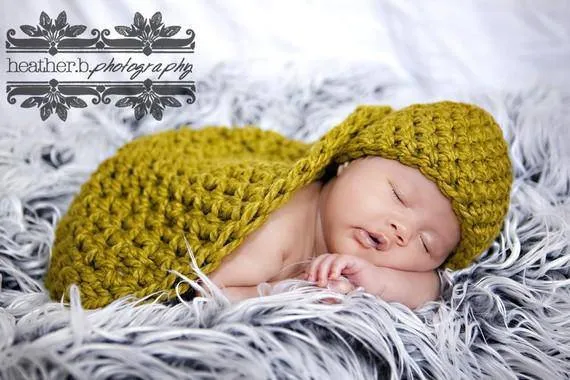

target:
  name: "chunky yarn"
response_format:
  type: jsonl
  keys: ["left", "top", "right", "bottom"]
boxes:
{"left": 45, "top": 101, "right": 513, "bottom": 308}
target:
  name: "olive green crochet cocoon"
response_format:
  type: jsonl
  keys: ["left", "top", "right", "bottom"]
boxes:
{"left": 45, "top": 101, "right": 513, "bottom": 309}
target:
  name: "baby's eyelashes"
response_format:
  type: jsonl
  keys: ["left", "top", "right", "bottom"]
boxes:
{"left": 420, "top": 235, "right": 429, "bottom": 254}
{"left": 389, "top": 181, "right": 406, "bottom": 206}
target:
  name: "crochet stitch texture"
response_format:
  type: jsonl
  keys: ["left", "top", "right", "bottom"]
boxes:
{"left": 45, "top": 101, "right": 513, "bottom": 309}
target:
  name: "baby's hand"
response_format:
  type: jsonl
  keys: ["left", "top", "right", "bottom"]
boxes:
{"left": 303, "top": 253, "right": 442, "bottom": 309}
{"left": 305, "top": 253, "right": 373, "bottom": 290}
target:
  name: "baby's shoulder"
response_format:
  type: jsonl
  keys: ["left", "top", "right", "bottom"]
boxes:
{"left": 268, "top": 182, "right": 322, "bottom": 276}
{"left": 272, "top": 182, "right": 320, "bottom": 234}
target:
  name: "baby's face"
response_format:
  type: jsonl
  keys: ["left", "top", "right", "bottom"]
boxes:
{"left": 320, "top": 156, "right": 461, "bottom": 271}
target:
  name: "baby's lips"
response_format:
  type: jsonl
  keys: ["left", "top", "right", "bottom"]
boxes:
{"left": 356, "top": 228, "right": 388, "bottom": 251}
{"left": 368, "top": 231, "right": 389, "bottom": 250}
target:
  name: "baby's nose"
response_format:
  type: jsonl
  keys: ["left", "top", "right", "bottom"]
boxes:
{"left": 390, "top": 222, "right": 411, "bottom": 246}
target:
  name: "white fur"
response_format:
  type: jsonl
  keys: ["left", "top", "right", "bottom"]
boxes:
{"left": 1, "top": 62, "right": 569, "bottom": 379}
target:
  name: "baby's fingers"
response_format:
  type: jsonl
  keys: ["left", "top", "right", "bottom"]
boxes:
{"left": 316, "top": 254, "right": 339, "bottom": 286}
{"left": 307, "top": 254, "right": 330, "bottom": 282}
{"left": 330, "top": 256, "right": 355, "bottom": 278}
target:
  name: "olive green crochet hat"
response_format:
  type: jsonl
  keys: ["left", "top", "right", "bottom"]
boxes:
{"left": 45, "top": 101, "right": 513, "bottom": 308}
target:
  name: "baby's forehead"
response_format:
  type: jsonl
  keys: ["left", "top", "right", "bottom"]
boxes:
{"left": 363, "top": 156, "right": 427, "bottom": 178}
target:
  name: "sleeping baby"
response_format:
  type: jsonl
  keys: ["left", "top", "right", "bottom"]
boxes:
{"left": 207, "top": 104, "right": 512, "bottom": 308}
{"left": 207, "top": 156, "right": 462, "bottom": 308}
{"left": 45, "top": 101, "right": 513, "bottom": 310}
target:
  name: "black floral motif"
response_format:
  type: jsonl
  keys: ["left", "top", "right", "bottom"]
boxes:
{"left": 19, "top": 11, "right": 86, "bottom": 55}
{"left": 8, "top": 79, "right": 194, "bottom": 122}
{"left": 7, "top": 10, "right": 194, "bottom": 55}
{"left": 115, "top": 79, "right": 181, "bottom": 120}
{"left": 20, "top": 79, "right": 87, "bottom": 121}
{"left": 114, "top": 12, "right": 181, "bottom": 55}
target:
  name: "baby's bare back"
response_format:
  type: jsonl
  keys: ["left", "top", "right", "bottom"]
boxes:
{"left": 207, "top": 182, "right": 321, "bottom": 288}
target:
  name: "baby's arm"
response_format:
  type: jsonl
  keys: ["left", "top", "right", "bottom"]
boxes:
{"left": 215, "top": 285, "right": 262, "bottom": 302}
{"left": 306, "top": 253, "right": 441, "bottom": 309}
{"left": 215, "top": 273, "right": 306, "bottom": 302}
{"left": 204, "top": 220, "right": 291, "bottom": 301}
{"left": 362, "top": 267, "right": 441, "bottom": 309}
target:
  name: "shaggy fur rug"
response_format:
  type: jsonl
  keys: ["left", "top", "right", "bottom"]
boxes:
{"left": 1, "top": 62, "right": 569, "bottom": 379}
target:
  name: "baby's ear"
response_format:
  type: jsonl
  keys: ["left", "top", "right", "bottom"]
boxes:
{"left": 336, "top": 162, "right": 350, "bottom": 176}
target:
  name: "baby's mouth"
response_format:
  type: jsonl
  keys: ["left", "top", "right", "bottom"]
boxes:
{"left": 368, "top": 231, "right": 387, "bottom": 250}
{"left": 355, "top": 228, "right": 387, "bottom": 250}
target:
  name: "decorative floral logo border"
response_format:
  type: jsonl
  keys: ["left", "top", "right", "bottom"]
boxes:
{"left": 6, "top": 79, "right": 196, "bottom": 121}
{"left": 6, "top": 11, "right": 195, "bottom": 56}
{"left": 5, "top": 11, "right": 197, "bottom": 122}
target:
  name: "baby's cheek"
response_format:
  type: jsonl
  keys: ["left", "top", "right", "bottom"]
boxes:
{"left": 430, "top": 248, "right": 453, "bottom": 270}
{"left": 329, "top": 232, "right": 360, "bottom": 256}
